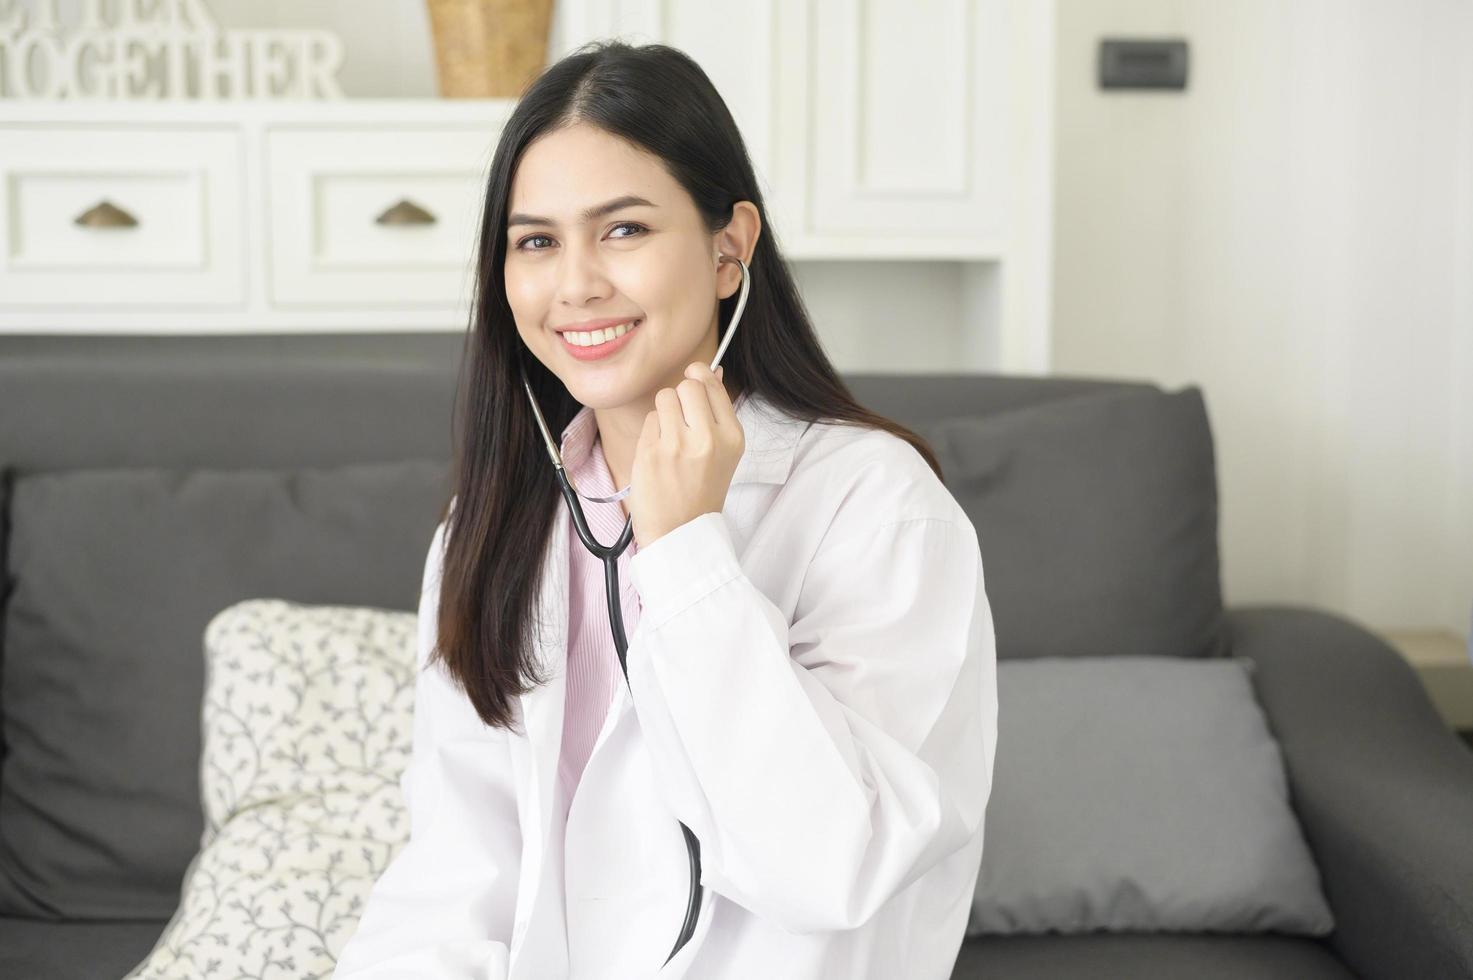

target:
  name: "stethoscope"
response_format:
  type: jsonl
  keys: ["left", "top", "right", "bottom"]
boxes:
{"left": 518, "top": 253, "right": 751, "bottom": 966}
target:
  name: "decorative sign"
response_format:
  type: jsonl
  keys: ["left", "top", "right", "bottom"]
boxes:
{"left": 0, "top": 0, "right": 345, "bottom": 99}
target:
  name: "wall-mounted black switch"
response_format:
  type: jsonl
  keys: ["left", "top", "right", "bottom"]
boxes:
{"left": 1099, "top": 38, "right": 1189, "bottom": 90}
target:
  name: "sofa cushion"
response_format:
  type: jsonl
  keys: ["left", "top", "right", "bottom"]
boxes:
{"left": 951, "top": 932, "right": 1354, "bottom": 980}
{"left": 969, "top": 656, "right": 1334, "bottom": 936}
{"left": 916, "top": 386, "right": 1226, "bottom": 661}
{"left": 125, "top": 599, "right": 417, "bottom": 978}
{"left": 0, "top": 459, "right": 448, "bottom": 919}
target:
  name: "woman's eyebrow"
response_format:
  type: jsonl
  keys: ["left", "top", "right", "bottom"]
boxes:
{"left": 507, "top": 195, "right": 658, "bottom": 228}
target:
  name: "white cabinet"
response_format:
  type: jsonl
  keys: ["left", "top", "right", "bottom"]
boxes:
{"left": 0, "top": 0, "right": 1053, "bottom": 371}
{"left": 0, "top": 101, "right": 512, "bottom": 333}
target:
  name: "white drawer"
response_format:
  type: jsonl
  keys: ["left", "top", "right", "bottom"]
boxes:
{"left": 265, "top": 124, "right": 501, "bottom": 309}
{"left": 0, "top": 125, "right": 246, "bottom": 308}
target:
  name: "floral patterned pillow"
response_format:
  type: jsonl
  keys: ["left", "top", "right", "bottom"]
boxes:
{"left": 125, "top": 599, "right": 417, "bottom": 980}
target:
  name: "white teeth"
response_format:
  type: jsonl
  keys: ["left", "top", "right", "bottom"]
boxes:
{"left": 567, "top": 319, "right": 638, "bottom": 347}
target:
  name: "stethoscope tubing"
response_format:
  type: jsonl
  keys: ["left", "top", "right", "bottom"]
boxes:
{"left": 553, "top": 465, "right": 701, "bottom": 967}
{"left": 520, "top": 253, "right": 750, "bottom": 966}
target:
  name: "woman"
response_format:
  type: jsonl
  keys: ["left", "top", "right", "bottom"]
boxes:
{"left": 334, "top": 39, "right": 997, "bottom": 980}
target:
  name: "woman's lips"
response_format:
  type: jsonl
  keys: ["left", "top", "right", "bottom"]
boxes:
{"left": 560, "top": 319, "right": 642, "bottom": 361}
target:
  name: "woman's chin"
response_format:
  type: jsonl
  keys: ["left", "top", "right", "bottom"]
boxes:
{"left": 564, "top": 372, "right": 651, "bottom": 410}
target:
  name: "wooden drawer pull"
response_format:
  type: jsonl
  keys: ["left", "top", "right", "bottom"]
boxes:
{"left": 375, "top": 199, "right": 437, "bottom": 225}
{"left": 74, "top": 200, "right": 139, "bottom": 228}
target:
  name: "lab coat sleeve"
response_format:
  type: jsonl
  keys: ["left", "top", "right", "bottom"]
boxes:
{"left": 625, "top": 508, "right": 997, "bottom": 937}
{"left": 333, "top": 519, "right": 520, "bottom": 979}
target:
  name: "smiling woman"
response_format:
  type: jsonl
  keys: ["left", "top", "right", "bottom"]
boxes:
{"left": 332, "top": 37, "right": 994, "bottom": 980}
{"left": 436, "top": 37, "right": 946, "bottom": 738}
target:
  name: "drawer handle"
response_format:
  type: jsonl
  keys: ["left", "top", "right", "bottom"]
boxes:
{"left": 376, "top": 199, "right": 437, "bottom": 226}
{"left": 74, "top": 200, "right": 139, "bottom": 228}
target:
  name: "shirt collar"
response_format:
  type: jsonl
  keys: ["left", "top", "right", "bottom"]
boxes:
{"left": 557, "top": 388, "right": 809, "bottom": 488}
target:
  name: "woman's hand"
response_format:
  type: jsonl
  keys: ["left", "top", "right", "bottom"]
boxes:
{"left": 630, "top": 361, "right": 745, "bottom": 548}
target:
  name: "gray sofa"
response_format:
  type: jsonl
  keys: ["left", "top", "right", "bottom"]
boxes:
{"left": 0, "top": 333, "right": 1470, "bottom": 980}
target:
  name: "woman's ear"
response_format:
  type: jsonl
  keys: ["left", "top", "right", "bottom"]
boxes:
{"left": 712, "top": 202, "right": 761, "bottom": 278}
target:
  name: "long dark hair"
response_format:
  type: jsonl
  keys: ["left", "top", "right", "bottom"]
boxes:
{"left": 435, "top": 39, "right": 943, "bottom": 732}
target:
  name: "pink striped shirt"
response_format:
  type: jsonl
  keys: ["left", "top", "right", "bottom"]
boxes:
{"left": 555, "top": 405, "right": 642, "bottom": 821}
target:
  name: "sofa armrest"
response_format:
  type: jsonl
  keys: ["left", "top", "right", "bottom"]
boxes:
{"left": 1230, "top": 605, "right": 1473, "bottom": 980}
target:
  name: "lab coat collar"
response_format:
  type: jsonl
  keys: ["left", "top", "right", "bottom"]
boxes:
{"left": 510, "top": 388, "right": 810, "bottom": 969}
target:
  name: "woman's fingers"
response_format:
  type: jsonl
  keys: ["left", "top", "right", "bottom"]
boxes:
{"left": 671, "top": 377, "right": 716, "bottom": 448}
{"left": 682, "top": 360, "right": 737, "bottom": 429}
{"left": 654, "top": 386, "right": 685, "bottom": 449}
{"left": 655, "top": 362, "right": 738, "bottom": 451}
{"left": 705, "top": 366, "right": 738, "bottom": 430}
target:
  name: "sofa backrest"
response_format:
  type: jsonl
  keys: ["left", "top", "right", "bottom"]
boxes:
{"left": 0, "top": 331, "right": 1219, "bottom": 680}
{"left": 0, "top": 334, "right": 466, "bottom": 471}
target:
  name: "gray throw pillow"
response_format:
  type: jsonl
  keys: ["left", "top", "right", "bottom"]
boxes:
{"left": 970, "top": 656, "right": 1334, "bottom": 935}
{"left": 0, "top": 459, "right": 449, "bottom": 920}
{"left": 916, "top": 387, "right": 1226, "bottom": 661}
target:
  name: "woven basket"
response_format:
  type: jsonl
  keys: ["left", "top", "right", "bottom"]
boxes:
{"left": 425, "top": 0, "right": 555, "bottom": 98}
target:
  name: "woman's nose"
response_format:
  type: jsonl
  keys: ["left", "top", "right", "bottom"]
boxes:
{"left": 552, "top": 242, "right": 614, "bottom": 304}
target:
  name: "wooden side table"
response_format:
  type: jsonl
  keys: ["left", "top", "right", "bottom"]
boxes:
{"left": 1380, "top": 629, "right": 1473, "bottom": 740}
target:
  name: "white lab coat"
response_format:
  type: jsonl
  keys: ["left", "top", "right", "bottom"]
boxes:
{"left": 333, "top": 390, "right": 998, "bottom": 980}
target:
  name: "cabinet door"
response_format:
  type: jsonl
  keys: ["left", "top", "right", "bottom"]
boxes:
{"left": 806, "top": 0, "right": 1008, "bottom": 250}
{"left": 0, "top": 125, "right": 245, "bottom": 307}
{"left": 264, "top": 122, "right": 504, "bottom": 310}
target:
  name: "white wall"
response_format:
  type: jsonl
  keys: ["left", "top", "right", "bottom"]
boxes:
{"left": 1054, "top": 0, "right": 1473, "bottom": 640}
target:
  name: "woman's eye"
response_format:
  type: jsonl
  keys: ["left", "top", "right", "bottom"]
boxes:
{"left": 514, "top": 221, "right": 646, "bottom": 252}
